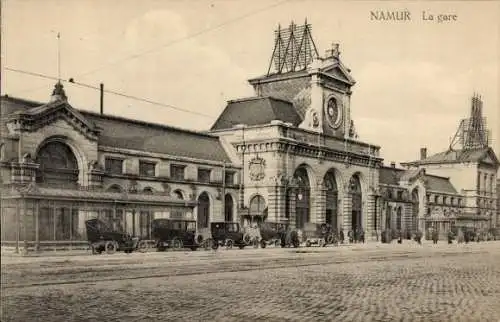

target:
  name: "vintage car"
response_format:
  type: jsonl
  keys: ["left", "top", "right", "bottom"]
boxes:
{"left": 211, "top": 222, "right": 246, "bottom": 249}
{"left": 258, "top": 222, "right": 288, "bottom": 248}
{"left": 301, "top": 223, "right": 329, "bottom": 247}
{"left": 85, "top": 218, "right": 147, "bottom": 254}
{"left": 151, "top": 218, "right": 199, "bottom": 251}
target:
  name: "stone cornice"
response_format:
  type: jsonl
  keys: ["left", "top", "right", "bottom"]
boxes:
{"left": 99, "top": 145, "right": 241, "bottom": 169}
{"left": 7, "top": 103, "right": 100, "bottom": 142}
{"left": 235, "top": 139, "right": 382, "bottom": 168}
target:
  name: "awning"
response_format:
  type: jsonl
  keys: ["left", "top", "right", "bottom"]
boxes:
{"left": 1, "top": 184, "right": 197, "bottom": 207}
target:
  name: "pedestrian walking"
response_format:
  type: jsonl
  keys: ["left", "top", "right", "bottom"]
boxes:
{"left": 447, "top": 230, "right": 454, "bottom": 244}
{"left": 339, "top": 229, "right": 344, "bottom": 244}
{"left": 415, "top": 230, "right": 422, "bottom": 245}
{"left": 432, "top": 229, "right": 438, "bottom": 244}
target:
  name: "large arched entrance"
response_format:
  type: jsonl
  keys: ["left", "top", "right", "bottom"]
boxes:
{"left": 197, "top": 192, "right": 210, "bottom": 229}
{"left": 349, "top": 174, "right": 362, "bottom": 231}
{"left": 225, "top": 194, "right": 234, "bottom": 222}
{"left": 324, "top": 170, "right": 338, "bottom": 230}
{"left": 36, "top": 141, "right": 80, "bottom": 241}
{"left": 36, "top": 141, "right": 79, "bottom": 185}
{"left": 294, "top": 167, "right": 310, "bottom": 229}
{"left": 247, "top": 194, "right": 267, "bottom": 225}
{"left": 411, "top": 189, "right": 419, "bottom": 233}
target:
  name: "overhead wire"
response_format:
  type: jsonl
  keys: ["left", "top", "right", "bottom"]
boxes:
{"left": 6, "top": 0, "right": 290, "bottom": 95}
{"left": 74, "top": 0, "right": 290, "bottom": 79}
{"left": 4, "top": 67, "right": 216, "bottom": 119}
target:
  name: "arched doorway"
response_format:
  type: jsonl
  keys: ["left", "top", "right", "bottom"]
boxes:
{"left": 396, "top": 207, "right": 402, "bottom": 231}
{"left": 385, "top": 204, "right": 392, "bottom": 230}
{"left": 225, "top": 194, "right": 234, "bottom": 222}
{"left": 349, "top": 174, "right": 362, "bottom": 231}
{"left": 411, "top": 189, "right": 419, "bottom": 233}
{"left": 324, "top": 170, "right": 338, "bottom": 230}
{"left": 248, "top": 195, "right": 267, "bottom": 225}
{"left": 294, "top": 167, "right": 310, "bottom": 229}
{"left": 36, "top": 141, "right": 79, "bottom": 185}
{"left": 197, "top": 192, "right": 210, "bottom": 229}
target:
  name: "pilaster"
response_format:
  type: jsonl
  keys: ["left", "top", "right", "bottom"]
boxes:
{"left": 288, "top": 188, "right": 297, "bottom": 228}
{"left": 342, "top": 193, "right": 352, "bottom": 241}
{"left": 313, "top": 181, "right": 327, "bottom": 224}
{"left": 365, "top": 194, "right": 376, "bottom": 240}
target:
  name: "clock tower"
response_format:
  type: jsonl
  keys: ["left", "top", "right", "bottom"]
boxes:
{"left": 300, "top": 43, "right": 356, "bottom": 138}
{"left": 248, "top": 21, "right": 357, "bottom": 140}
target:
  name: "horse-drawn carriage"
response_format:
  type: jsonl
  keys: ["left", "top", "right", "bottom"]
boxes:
{"left": 151, "top": 218, "right": 199, "bottom": 251}
{"left": 85, "top": 218, "right": 148, "bottom": 254}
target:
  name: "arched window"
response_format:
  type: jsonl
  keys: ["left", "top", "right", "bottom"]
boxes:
{"left": 294, "top": 167, "right": 311, "bottom": 229}
{"left": 249, "top": 195, "right": 266, "bottom": 217}
{"left": 36, "top": 141, "right": 79, "bottom": 185}
{"left": 107, "top": 184, "right": 123, "bottom": 193}
{"left": 349, "top": 174, "right": 362, "bottom": 231}
{"left": 143, "top": 187, "right": 154, "bottom": 194}
{"left": 324, "top": 170, "right": 338, "bottom": 229}
{"left": 396, "top": 207, "right": 402, "bottom": 230}
{"left": 225, "top": 194, "right": 234, "bottom": 222}
{"left": 173, "top": 190, "right": 184, "bottom": 199}
{"left": 197, "top": 192, "right": 210, "bottom": 229}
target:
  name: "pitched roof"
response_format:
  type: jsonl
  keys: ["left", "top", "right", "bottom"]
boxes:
{"left": 80, "top": 111, "right": 231, "bottom": 162}
{"left": 210, "top": 96, "right": 302, "bottom": 131}
{"left": 379, "top": 166, "right": 404, "bottom": 185}
{"left": 379, "top": 166, "right": 457, "bottom": 194}
{"left": 423, "top": 175, "right": 457, "bottom": 194}
{"left": 402, "top": 147, "right": 499, "bottom": 166}
{"left": 1, "top": 95, "right": 231, "bottom": 163}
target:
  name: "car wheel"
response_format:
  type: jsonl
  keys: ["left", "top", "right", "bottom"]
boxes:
{"left": 238, "top": 244, "right": 245, "bottom": 249}
{"left": 260, "top": 240, "right": 267, "bottom": 249}
{"left": 305, "top": 240, "right": 311, "bottom": 247}
{"left": 105, "top": 241, "right": 116, "bottom": 254}
{"left": 243, "top": 233, "right": 252, "bottom": 246}
{"left": 172, "top": 238, "right": 183, "bottom": 250}
{"left": 137, "top": 240, "right": 148, "bottom": 253}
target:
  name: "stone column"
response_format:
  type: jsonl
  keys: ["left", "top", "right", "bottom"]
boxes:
{"left": 288, "top": 188, "right": 297, "bottom": 229}
{"left": 402, "top": 202, "right": 413, "bottom": 235}
{"left": 313, "top": 180, "right": 327, "bottom": 224}
{"left": 342, "top": 192, "right": 352, "bottom": 243}
{"left": 364, "top": 194, "right": 377, "bottom": 241}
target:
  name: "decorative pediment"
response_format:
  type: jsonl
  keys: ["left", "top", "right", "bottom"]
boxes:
{"left": 5, "top": 100, "right": 100, "bottom": 141}
{"left": 479, "top": 148, "right": 500, "bottom": 167}
{"left": 320, "top": 63, "right": 356, "bottom": 85}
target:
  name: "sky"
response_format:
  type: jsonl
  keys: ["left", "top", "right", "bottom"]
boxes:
{"left": 1, "top": 0, "right": 499, "bottom": 165}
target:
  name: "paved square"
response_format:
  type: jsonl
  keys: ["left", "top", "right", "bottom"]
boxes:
{"left": 1, "top": 242, "right": 500, "bottom": 321}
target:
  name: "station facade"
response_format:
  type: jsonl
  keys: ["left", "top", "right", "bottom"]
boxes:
{"left": 1, "top": 22, "right": 498, "bottom": 250}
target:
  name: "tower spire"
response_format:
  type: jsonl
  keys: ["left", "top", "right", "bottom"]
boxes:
{"left": 57, "top": 32, "right": 61, "bottom": 81}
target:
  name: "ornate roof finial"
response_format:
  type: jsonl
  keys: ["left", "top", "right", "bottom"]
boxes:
{"left": 50, "top": 81, "right": 67, "bottom": 102}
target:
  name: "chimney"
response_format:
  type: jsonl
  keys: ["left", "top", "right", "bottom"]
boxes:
{"left": 420, "top": 147, "right": 427, "bottom": 160}
{"left": 390, "top": 161, "right": 396, "bottom": 168}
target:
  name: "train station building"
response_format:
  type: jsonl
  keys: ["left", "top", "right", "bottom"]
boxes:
{"left": 1, "top": 22, "right": 498, "bottom": 251}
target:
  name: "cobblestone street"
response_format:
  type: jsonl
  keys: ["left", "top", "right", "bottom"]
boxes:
{"left": 2, "top": 242, "right": 500, "bottom": 322}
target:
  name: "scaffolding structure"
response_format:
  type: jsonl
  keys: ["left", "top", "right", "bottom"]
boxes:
{"left": 267, "top": 20, "right": 319, "bottom": 76}
{"left": 449, "top": 93, "right": 491, "bottom": 151}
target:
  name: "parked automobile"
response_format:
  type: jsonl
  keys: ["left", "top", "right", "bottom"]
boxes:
{"left": 151, "top": 218, "right": 199, "bottom": 251}
{"left": 85, "top": 218, "right": 147, "bottom": 254}
{"left": 211, "top": 222, "right": 246, "bottom": 249}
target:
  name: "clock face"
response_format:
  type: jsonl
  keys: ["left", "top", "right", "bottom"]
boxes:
{"left": 325, "top": 97, "right": 342, "bottom": 129}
